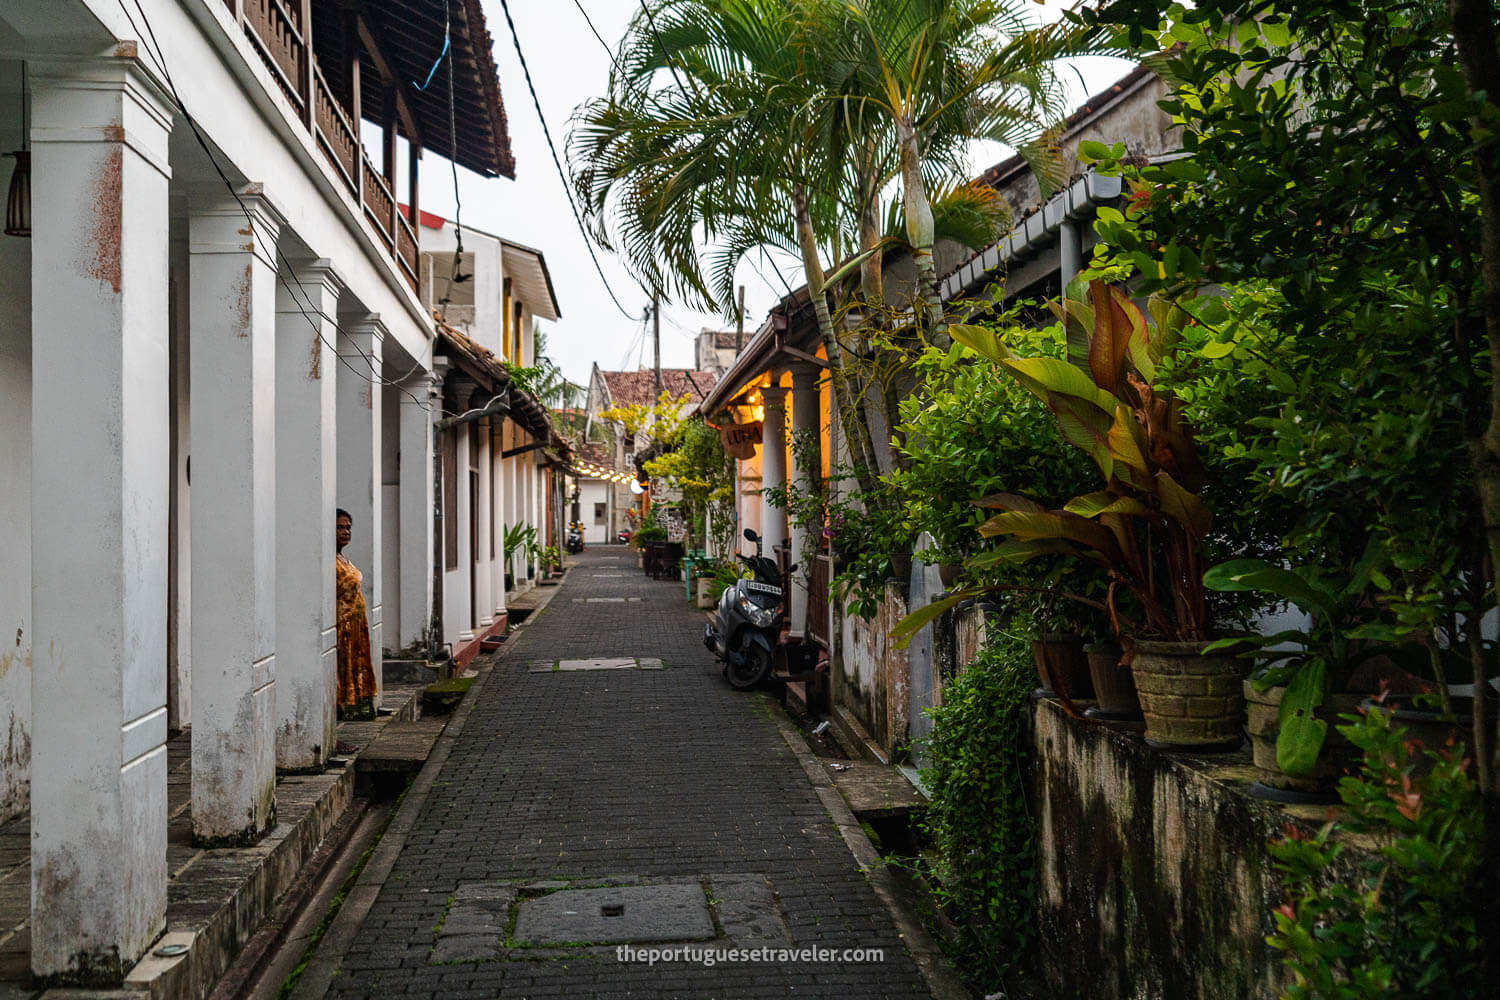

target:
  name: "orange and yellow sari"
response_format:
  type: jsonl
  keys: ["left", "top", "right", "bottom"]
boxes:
{"left": 336, "top": 552, "right": 377, "bottom": 720}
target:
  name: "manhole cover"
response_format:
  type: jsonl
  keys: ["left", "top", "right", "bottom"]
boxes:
{"left": 513, "top": 884, "right": 714, "bottom": 946}
{"left": 529, "top": 658, "right": 663, "bottom": 673}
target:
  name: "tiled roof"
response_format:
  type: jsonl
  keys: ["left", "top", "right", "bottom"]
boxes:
{"left": 599, "top": 368, "right": 717, "bottom": 409}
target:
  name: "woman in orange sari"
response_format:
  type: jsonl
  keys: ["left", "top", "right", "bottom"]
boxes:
{"left": 335, "top": 508, "right": 378, "bottom": 722}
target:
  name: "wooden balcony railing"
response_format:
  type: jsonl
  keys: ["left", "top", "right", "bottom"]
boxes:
{"left": 239, "top": 0, "right": 305, "bottom": 111}
{"left": 313, "top": 65, "right": 357, "bottom": 194}
{"left": 225, "top": 0, "right": 419, "bottom": 294}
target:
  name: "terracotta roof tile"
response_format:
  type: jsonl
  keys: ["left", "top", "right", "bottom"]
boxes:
{"left": 599, "top": 369, "right": 717, "bottom": 409}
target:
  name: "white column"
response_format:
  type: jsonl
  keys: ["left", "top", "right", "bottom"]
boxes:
{"left": 451, "top": 377, "right": 476, "bottom": 640}
{"left": 188, "top": 191, "right": 283, "bottom": 844}
{"left": 338, "top": 317, "right": 385, "bottom": 702}
{"left": 274, "top": 260, "right": 341, "bottom": 771}
{"left": 29, "top": 57, "right": 173, "bottom": 983}
{"left": 491, "top": 420, "right": 507, "bottom": 617}
{"left": 398, "top": 367, "right": 437, "bottom": 650}
{"left": 760, "top": 381, "right": 789, "bottom": 554}
{"left": 788, "top": 364, "right": 822, "bottom": 636}
{"left": 475, "top": 416, "right": 494, "bottom": 628}
{"left": 523, "top": 454, "right": 533, "bottom": 581}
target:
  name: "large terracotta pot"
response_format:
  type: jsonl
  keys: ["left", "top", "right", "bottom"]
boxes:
{"left": 1130, "top": 640, "right": 1246, "bottom": 751}
{"left": 1032, "top": 634, "right": 1093, "bottom": 701}
{"left": 1245, "top": 683, "right": 1364, "bottom": 802}
{"left": 1084, "top": 641, "right": 1141, "bottom": 720}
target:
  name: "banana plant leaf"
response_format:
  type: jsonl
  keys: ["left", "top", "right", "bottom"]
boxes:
{"left": 1202, "top": 558, "right": 1337, "bottom": 619}
{"left": 890, "top": 588, "right": 978, "bottom": 649}
{"left": 1277, "top": 657, "right": 1328, "bottom": 776}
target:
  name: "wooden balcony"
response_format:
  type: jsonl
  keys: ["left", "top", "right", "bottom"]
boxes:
{"left": 224, "top": 0, "right": 422, "bottom": 293}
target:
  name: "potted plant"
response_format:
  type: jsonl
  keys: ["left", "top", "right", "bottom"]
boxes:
{"left": 950, "top": 282, "right": 1246, "bottom": 750}
{"left": 1203, "top": 555, "right": 1454, "bottom": 800}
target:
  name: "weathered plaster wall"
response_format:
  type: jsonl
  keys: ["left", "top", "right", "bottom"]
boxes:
{"left": 381, "top": 386, "right": 401, "bottom": 653}
{"left": 1030, "top": 700, "right": 1308, "bottom": 999}
{"left": 0, "top": 196, "right": 30, "bottom": 825}
{"left": 578, "top": 480, "right": 611, "bottom": 545}
{"left": 835, "top": 583, "right": 908, "bottom": 753}
{"left": 0, "top": 77, "right": 32, "bottom": 822}
{"left": 994, "top": 74, "right": 1177, "bottom": 221}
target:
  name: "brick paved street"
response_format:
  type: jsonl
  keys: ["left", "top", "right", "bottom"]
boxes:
{"left": 324, "top": 547, "right": 933, "bottom": 1000}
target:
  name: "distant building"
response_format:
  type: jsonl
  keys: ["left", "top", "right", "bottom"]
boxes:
{"left": 584, "top": 366, "right": 717, "bottom": 537}
{"left": 695, "top": 329, "right": 745, "bottom": 374}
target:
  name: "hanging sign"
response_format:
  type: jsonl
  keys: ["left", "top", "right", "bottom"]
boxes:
{"left": 718, "top": 420, "right": 762, "bottom": 460}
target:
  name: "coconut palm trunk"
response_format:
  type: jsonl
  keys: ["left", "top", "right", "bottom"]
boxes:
{"left": 793, "top": 182, "right": 882, "bottom": 496}
{"left": 898, "top": 116, "right": 946, "bottom": 342}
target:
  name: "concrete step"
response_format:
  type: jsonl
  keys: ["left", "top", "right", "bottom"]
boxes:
{"left": 354, "top": 718, "right": 447, "bottom": 798}
{"left": 822, "top": 760, "right": 927, "bottom": 822}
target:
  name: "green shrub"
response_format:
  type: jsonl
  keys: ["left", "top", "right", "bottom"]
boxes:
{"left": 1268, "top": 703, "right": 1483, "bottom": 998}
{"left": 920, "top": 625, "right": 1037, "bottom": 990}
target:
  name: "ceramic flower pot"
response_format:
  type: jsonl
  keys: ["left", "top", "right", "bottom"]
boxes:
{"left": 1083, "top": 640, "right": 1142, "bottom": 721}
{"left": 1130, "top": 640, "right": 1246, "bottom": 751}
{"left": 1032, "top": 633, "right": 1093, "bottom": 702}
{"left": 1245, "top": 682, "right": 1364, "bottom": 803}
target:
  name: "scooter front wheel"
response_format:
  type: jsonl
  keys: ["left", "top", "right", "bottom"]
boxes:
{"left": 725, "top": 641, "right": 772, "bottom": 690}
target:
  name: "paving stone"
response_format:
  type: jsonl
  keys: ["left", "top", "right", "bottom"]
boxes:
{"left": 326, "top": 547, "right": 931, "bottom": 999}
{"left": 513, "top": 884, "right": 713, "bottom": 946}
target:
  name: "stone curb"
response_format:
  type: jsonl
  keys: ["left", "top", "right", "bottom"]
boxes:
{"left": 767, "top": 705, "right": 969, "bottom": 1000}
{"left": 285, "top": 654, "right": 495, "bottom": 1000}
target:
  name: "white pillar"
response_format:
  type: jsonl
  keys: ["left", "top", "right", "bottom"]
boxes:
{"left": 274, "top": 260, "right": 341, "bottom": 771}
{"left": 29, "top": 57, "right": 173, "bottom": 983}
{"left": 788, "top": 364, "right": 822, "bottom": 636}
{"left": 398, "top": 367, "right": 437, "bottom": 650}
{"left": 524, "top": 453, "right": 535, "bottom": 581}
{"left": 491, "top": 420, "right": 507, "bottom": 617}
{"left": 338, "top": 317, "right": 385, "bottom": 702}
{"left": 189, "top": 191, "right": 283, "bottom": 844}
{"left": 475, "top": 416, "right": 494, "bottom": 627}
{"left": 451, "top": 377, "right": 476, "bottom": 639}
{"left": 760, "top": 382, "right": 788, "bottom": 554}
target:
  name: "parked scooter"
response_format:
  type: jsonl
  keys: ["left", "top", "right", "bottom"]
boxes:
{"left": 566, "top": 523, "right": 583, "bottom": 554}
{"left": 704, "top": 528, "right": 793, "bottom": 689}
{"left": 617, "top": 528, "right": 633, "bottom": 545}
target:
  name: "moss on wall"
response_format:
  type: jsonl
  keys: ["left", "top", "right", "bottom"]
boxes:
{"left": 1028, "top": 700, "right": 1332, "bottom": 999}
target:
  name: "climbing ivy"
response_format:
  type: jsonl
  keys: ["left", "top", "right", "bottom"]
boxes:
{"left": 919, "top": 624, "right": 1037, "bottom": 991}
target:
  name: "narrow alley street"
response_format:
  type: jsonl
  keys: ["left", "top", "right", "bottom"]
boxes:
{"left": 316, "top": 547, "right": 933, "bottom": 1000}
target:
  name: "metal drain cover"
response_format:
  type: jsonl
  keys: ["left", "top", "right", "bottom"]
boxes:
{"left": 529, "top": 658, "right": 663, "bottom": 672}
{"left": 512, "top": 884, "right": 714, "bottom": 945}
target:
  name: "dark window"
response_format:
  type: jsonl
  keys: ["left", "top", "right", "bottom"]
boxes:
{"left": 594, "top": 502, "right": 606, "bottom": 525}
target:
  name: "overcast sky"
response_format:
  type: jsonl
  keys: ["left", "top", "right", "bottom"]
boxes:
{"left": 410, "top": 1, "right": 1137, "bottom": 387}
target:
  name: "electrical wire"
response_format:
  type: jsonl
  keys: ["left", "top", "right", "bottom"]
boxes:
{"left": 435, "top": 0, "right": 468, "bottom": 321}
{"left": 570, "top": 0, "right": 624, "bottom": 77}
{"left": 120, "top": 0, "right": 432, "bottom": 410}
{"left": 494, "top": 0, "right": 640, "bottom": 321}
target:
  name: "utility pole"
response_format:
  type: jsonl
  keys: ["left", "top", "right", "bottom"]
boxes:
{"left": 736, "top": 284, "right": 745, "bottom": 356}
{"left": 652, "top": 290, "right": 662, "bottom": 398}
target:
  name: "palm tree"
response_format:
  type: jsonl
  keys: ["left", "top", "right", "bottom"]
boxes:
{"left": 832, "top": 0, "right": 1096, "bottom": 338}
{"left": 573, "top": 0, "right": 890, "bottom": 490}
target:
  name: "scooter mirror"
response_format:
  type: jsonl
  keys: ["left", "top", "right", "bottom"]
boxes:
{"left": 787, "top": 563, "right": 798, "bottom": 574}
{"left": 743, "top": 528, "right": 759, "bottom": 543}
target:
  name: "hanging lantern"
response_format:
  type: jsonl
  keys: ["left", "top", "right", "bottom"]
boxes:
{"left": 6, "top": 65, "right": 28, "bottom": 239}
{"left": 5, "top": 151, "right": 29, "bottom": 238}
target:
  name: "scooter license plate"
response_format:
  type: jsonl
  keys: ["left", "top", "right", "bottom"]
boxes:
{"left": 746, "top": 581, "right": 782, "bottom": 596}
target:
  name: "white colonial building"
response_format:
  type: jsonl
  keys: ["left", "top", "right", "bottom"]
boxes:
{"left": 0, "top": 0, "right": 517, "bottom": 984}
